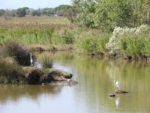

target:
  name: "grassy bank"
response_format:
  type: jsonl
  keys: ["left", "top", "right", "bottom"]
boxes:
{"left": 0, "top": 41, "right": 74, "bottom": 84}
{"left": 1, "top": 17, "right": 150, "bottom": 60}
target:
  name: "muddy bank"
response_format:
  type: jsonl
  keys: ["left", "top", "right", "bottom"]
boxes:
{"left": 25, "top": 67, "right": 77, "bottom": 85}
{"left": 0, "top": 59, "right": 76, "bottom": 85}
{"left": 30, "top": 45, "right": 150, "bottom": 62}
{"left": 0, "top": 41, "right": 77, "bottom": 85}
{"left": 30, "top": 45, "right": 74, "bottom": 52}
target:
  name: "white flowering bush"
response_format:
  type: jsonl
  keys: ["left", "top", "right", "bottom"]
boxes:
{"left": 106, "top": 25, "right": 149, "bottom": 54}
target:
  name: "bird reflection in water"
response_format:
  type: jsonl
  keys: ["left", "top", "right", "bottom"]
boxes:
{"left": 115, "top": 97, "right": 120, "bottom": 109}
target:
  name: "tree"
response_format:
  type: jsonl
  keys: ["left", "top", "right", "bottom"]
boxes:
{"left": 0, "top": 9, "right": 5, "bottom": 16}
{"left": 95, "top": 0, "right": 135, "bottom": 31}
{"left": 16, "top": 7, "right": 28, "bottom": 17}
{"left": 30, "top": 9, "right": 41, "bottom": 16}
{"left": 72, "top": 0, "right": 150, "bottom": 31}
{"left": 73, "top": 0, "right": 96, "bottom": 28}
{"left": 63, "top": 6, "right": 79, "bottom": 23}
{"left": 40, "top": 8, "right": 53, "bottom": 16}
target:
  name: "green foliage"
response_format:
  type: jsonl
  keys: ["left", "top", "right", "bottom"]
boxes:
{"left": 81, "top": 37, "right": 98, "bottom": 53}
{"left": 73, "top": 0, "right": 150, "bottom": 31}
{"left": 0, "top": 5, "right": 75, "bottom": 17}
{"left": 97, "top": 34, "right": 110, "bottom": 53}
{"left": 16, "top": 7, "right": 29, "bottom": 17}
{"left": 30, "top": 9, "right": 41, "bottom": 16}
{"left": 0, "top": 9, "right": 5, "bottom": 16}
{"left": 120, "top": 35, "right": 146, "bottom": 57}
{"left": 55, "top": 5, "right": 72, "bottom": 11}
{"left": 61, "top": 30, "right": 75, "bottom": 44}
{"left": 40, "top": 8, "right": 54, "bottom": 16}
{"left": 73, "top": 0, "right": 96, "bottom": 28}
{"left": 95, "top": 0, "right": 135, "bottom": 31}
{"left": 78, "top": 32, "right": 110, "bottom": 54}
{"left": 0, "top": 58, "right": 26, "bottom": 84}
{"left": 37, "top": 53, "right": 53, "bottom": 68}
{"left": 63, "top": 6, "right": 79, "bottom": 23}
{"left": 144, "top": 39, "right": 150, "bottom": 56}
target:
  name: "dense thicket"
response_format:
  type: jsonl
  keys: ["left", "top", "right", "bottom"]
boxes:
{"left": 73, "top": 0, "right": 150, "bottom": 31}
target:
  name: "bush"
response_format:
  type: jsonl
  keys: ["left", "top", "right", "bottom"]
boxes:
{"left": 61, "top": 30, "right": 75, "bottom": 44}
{"left": 145, "top": 39, "right": 150, "bottom": 56}
{"left": 73, "top": 0, "right": 150, "bottom": 31}
{"left": 1, "top": 40, "right": 31, "bottom": 66}
{"left": 79, "top": 33, "right": 110, "bottom": 54}
{"left": 106, "top": 25, "right": 149, "bottom": 54}
{"left": 37, "top": 53, "right": 53, "bottom": 68}
{"left": 120, "top": 35, "right": 146, "bottom": 57}
{"left": 81, "top": 37, "right": 98, "bottom": 53}
{"left": 0, "top": 58, "right": 26, "bottom": 84}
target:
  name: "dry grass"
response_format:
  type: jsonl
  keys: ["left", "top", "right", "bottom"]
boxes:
{"left": 0, "top": 16, "right": 72, "bottom": 26}
{"left": 0, "top": 41, "right": 31, "bottom": 66}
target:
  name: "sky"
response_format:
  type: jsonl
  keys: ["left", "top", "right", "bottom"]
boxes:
{"left": 0, "top": 0, "right": 72, "bottom": 9}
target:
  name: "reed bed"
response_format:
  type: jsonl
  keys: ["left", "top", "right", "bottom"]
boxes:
{"left": 1, "top": 17, "right": 150, "bottom": 59}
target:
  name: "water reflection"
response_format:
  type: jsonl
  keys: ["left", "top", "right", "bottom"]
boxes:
{"left": 115, "top": 97, "right": 120, "bottom": 109}
{"left": 0, "top": 85, "right": 63, "bottom": 104}
{"left": 1, "top": 52, "right": 150, "bottom": 113}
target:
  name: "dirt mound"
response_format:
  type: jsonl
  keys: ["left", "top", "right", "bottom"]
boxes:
{"left": 42, "top": 69, "right": 73, "bottom": 83}
{"left": 26, "top": 68, "right": 44, "bottom": 84}
{"left": 1, "top": 40, "right": 31, "bottom": 66}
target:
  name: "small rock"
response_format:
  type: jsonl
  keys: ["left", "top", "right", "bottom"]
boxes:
{"left": 109, "top": 93, "right": 116, "bottom": 97}
{"left": 47, "top": 69, "right": 73, "bottom": 81}
{"left": 115, "top": 90, "right": 128, "bottom": 94}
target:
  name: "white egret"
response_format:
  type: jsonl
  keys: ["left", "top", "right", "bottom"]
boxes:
{"left": 114, "top": 81, "right": 128, "bottom": 94}
{"left": 30, "top": 53, "right": 33, "bottom": 66}
{"left": 115, "top": 81, "right": 120, "bottom": 89}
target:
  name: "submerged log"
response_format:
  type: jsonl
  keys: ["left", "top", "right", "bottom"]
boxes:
{"left": 109, "top": 93, "right": 116, "bottom": 97}
{"left": 115, "top": 90, "right": 128, "bottom": 94}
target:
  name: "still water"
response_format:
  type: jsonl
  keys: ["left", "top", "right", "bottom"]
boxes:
{"left": 0, "top": 52, "right": 150, "bottom": 113}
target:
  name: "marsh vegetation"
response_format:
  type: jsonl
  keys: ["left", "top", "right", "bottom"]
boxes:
{"left": 0, "top": 0, "right": 150, "bottom": 85}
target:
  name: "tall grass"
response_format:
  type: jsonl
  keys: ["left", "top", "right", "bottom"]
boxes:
{"left": 120, "top": 35, "right": 146, "bottom": 58}
{"left": 37, "top": 53, "right": 53, "bottom": 68}
{"left": 0, "top": 16, "right": 75, "bottom": 46}
{"left": 120, "top": 32, "right": 150, "bottom": 58}
{"left": 76, "top": 31, "right": 110, "bottom": 54}
{"left": 1, "top": 17, "right": 150, "bottom": 59}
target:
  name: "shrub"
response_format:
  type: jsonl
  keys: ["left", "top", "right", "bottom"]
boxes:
{"left": 106, "top": 25, "right": 149, "bottom": 54}
{"left": 37, "top": 53, "right": 53, "bottom": 68}
{"left": 0, "top": 58, "right": 26, "bottom": 84}
{"left": 144, "top": 39, "right": 150, "bottom": 56}
{"left": 1, "top": 40, "right": 31, "bottom": 66}
{"left": 61, "top": 30, "right": 75, "bottom": 44}
{"left": 81, "top": 37, "right": 98, "bottom": 53}
{"left": 120, "top": 35, "right": 146, "bottom": 57}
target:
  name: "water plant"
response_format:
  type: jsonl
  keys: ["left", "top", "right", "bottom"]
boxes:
{"left": 37, "top": 53, "right": 53, "bottom": 68}
{"left": 61, "top": 30, "right": 75, "bottom": 44}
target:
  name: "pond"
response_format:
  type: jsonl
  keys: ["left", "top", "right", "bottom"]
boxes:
{"left": 0, "top": 52, "right": 150, "bottom": 113}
